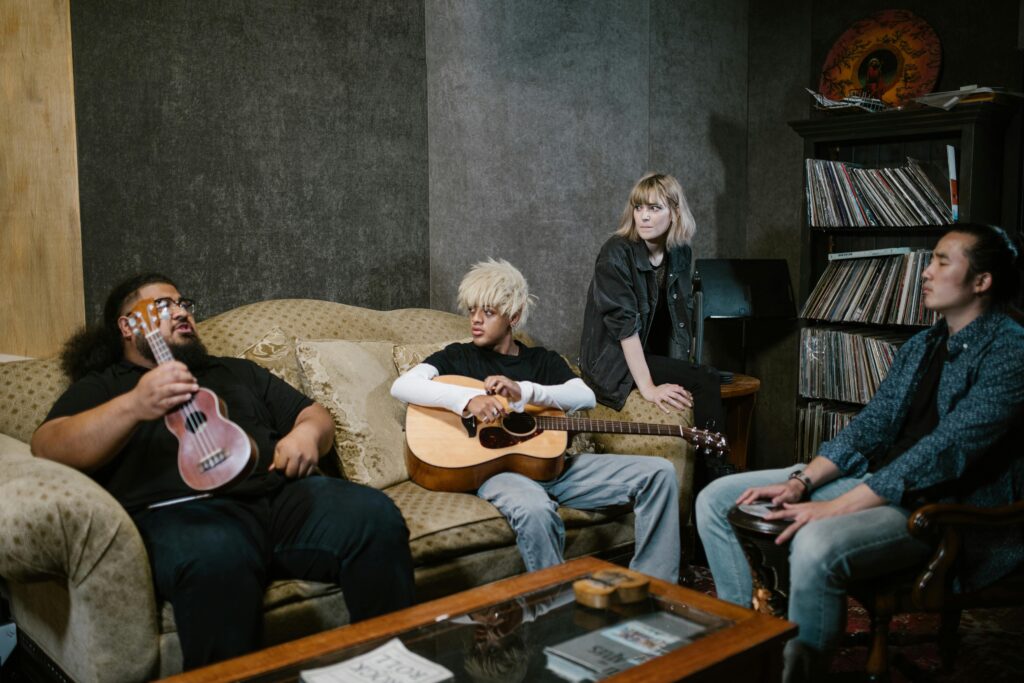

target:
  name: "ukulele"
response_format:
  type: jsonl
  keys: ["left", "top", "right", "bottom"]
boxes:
{"left": 404, "top": 376, "right": 728, "bottom": 492}
{"left": 126, "top": 298, "right": 258, "bottom": 492}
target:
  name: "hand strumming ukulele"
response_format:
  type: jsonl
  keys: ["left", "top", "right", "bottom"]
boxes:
{"left": 126, "top": 298, "right": 258, "bottom": 492}
{"left": 404, "top": 376, "right": 729, "bottom": 492}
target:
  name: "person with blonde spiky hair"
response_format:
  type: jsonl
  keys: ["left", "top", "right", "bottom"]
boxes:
{"left": 392, "top": 259, "right": 681, "bottom": 582}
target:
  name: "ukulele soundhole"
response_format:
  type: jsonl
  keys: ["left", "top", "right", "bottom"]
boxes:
{"left": 184, "top": 410, "right": 208, "bottom": 433}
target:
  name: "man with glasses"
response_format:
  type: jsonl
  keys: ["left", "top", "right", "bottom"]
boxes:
{"left": 32, "top": 273, "right": 414, "bottom": 671}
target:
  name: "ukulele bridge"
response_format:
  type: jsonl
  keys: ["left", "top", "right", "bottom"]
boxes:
{"left": 199, "top": 449, "right": 229, "bottom": 472}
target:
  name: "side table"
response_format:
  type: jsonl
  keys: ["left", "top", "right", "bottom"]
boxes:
{"left": 719, "top": 373, "right": 760, "bottom": 471}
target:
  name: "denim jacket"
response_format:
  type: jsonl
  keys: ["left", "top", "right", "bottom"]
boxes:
{"left": 820, "top": 311, "right": 1024, "bottom": 590}
{"left": 578, "top": 235, "right": 694, "bottom": 410}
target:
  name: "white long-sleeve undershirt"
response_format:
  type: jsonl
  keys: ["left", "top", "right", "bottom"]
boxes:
{"left": 390, "top": 363, "right": 596, "bottom": 416}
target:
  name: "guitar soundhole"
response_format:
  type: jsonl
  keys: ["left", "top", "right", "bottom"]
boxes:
{"left": 184, "top": 411, "right": 208, "bottom": 433}
{"left": 501, "top": 413, "right": 536, "bottom": 437}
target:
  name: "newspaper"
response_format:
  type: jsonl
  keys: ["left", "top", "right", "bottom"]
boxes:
{"left": 300, "top": 638, "right": 452, "bottom": 683}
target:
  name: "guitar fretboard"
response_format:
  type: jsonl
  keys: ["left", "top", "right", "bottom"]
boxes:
{"left": 534, "top": 416, "right": 686, "bottom": 438}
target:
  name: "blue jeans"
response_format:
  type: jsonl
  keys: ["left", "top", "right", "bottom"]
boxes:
{"left": 695, "top": 466, "right": 933, "bottom": 651}
{"left": 477, "top": 453, "right": 680, "bottom": 582}
{"left": 133, "top": 476, "right": 414, "bottom": 669}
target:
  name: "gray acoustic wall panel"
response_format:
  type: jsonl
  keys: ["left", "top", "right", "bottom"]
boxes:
{"left": 71, "top": 0, "right": 429, "bottom": 323}
{"left": 426, "top": 0, "right": 750, "bottom": 356}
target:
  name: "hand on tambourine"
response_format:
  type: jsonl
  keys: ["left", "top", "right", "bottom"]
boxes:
{"left": 467, "top": 394, "right": 507, "bottom": 423}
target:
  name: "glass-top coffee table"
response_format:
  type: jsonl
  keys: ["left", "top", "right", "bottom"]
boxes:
{"left": 161, "top": 557, "right": 795, "bottom": 682}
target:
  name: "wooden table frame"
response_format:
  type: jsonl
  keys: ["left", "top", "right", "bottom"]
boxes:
{"left": 161, "top": 557, "right": 794, "bottom": 683}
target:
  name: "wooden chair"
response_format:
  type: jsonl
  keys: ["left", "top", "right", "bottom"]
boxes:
{"left": 848, "top": 500, "right": 1024, "bottom": 681}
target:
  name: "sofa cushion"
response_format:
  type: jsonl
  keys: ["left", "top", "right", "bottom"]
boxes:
{"left": 392, "top": 340, "right": 469, "bottom": 375}
{"left": 384, "top": 480, "right": 627, "bottom": 566}
{"left": 0, "top": 432, "right": 32, "bottom": 457}
{"left": 238, "top": 326, "right": 303, "bottom": 390}
{"left": 295, "top": 339, "right": 407, "bottom": 489}
{"left": 0, "top": 357, "right": 69, "bottom": 444}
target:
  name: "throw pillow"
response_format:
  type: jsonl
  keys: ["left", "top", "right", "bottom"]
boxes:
{"left": 392, "top": 339, "right": 470, "bottom": 375}
{"left": 294, "top": 339, "right": 407, "bottom": 489}
{"left": 239, "top": 327, "right": 303, "bottom": 390}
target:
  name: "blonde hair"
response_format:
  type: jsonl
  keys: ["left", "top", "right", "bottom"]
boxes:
{"left": 457, "top": 258, "right": 535, "bottom": 327}
{"left": 614, "top": 172, "right": 696, "bottom": 249}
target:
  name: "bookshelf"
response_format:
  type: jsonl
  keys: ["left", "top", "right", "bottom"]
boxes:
{"left": 789, "top": 102, "right": 1020, "bottom": 461}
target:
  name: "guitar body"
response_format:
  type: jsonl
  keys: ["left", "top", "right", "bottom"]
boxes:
{"left": 164, "top": 388, "right": 259, "bottom": 491}
{"left": 405, "top": 376, "right": 569, "bottom": 492}
{"left": 403, "top": 375, "right": 728, "bottom": 494}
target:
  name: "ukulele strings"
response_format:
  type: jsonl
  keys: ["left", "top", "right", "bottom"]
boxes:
{"left": 146, "top": 327, "right": 219, "bottom": 464}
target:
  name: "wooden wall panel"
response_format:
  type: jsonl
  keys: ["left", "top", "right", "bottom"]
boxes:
{"left": 0, "top": 0, "right": 83, "bottom": 358}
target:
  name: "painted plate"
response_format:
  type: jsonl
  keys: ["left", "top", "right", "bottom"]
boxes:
{"left": 819, "top": 10, "right": 942, "bottom": 106}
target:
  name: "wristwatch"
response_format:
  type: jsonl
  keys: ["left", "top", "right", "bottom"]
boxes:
{"left": 788, "top": 470, "right": 813, "bottom": 500}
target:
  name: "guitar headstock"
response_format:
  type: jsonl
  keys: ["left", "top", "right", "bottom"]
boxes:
{"left": 125, "top": 298, "right": 170, "bottom": 337}
{"left": 686, "top": 427, "right": 729, "bottom": 457}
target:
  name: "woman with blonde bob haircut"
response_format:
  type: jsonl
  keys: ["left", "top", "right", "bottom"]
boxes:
{"left": 579, "top": 172, "right": 724, "bottom": 433}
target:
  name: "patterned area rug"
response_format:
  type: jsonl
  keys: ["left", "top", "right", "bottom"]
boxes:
{"left": 684, "top": 565, "right": 1024, "bottom": 682}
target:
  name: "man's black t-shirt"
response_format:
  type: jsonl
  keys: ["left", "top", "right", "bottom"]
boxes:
{"left": 424, "top": 341, "right": 577, "bottom": 386}
{"left": 45, "top": 357, "right": 313, "bottom": 513}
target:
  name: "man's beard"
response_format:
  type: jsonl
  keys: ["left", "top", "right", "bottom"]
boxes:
{"left": 135, "top": 334, "right": 210, "bottom": 369}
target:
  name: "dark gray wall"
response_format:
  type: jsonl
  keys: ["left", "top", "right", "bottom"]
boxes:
{"left": 426, "top": 0, "right": 750, "bottom": 354}
{"left": 72, "top": 1, "right": 430, "bottom": 322}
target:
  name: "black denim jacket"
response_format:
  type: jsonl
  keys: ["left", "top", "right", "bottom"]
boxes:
{"left": 578, "top": 235, "right": 694, "bottom": 410}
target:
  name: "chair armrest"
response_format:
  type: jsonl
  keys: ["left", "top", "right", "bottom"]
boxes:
{"left": 908, "top": 501, "right": 1024, "bottom": 537}
{"left": 907, "top": 501, "right": 1024, "bottom": 610}
{"left": 0, "top": 452, "right": 159, "bottom": 682}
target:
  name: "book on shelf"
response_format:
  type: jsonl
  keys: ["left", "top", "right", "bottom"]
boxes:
{"left": 544, "top": 611, "right": 705, "bottom": 682}
{"left": 797, "top": 402, "right": 859, "bottom": 462}
{"left": 801, "top": 251, "right": 939, "bottom": 326}
{"left": 828, "top": 246, "right": 911, "bottom": 261}
{"left": 799, "top": 327, "right": 912, "bottom": 404}
{"left": 299, "top": 638, "right": 452, "bottom": 683}
{"left": 804, "top": 157, "right": 953, "bottom": 228}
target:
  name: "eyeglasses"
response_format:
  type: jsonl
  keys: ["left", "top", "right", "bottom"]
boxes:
{"left": 153, "top": 297, "right": 197, "bottom": 315}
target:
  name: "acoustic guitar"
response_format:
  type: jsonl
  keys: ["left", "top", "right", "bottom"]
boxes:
{"left": 404, "top": 376, "right": 728, "bottom": 492}
{"left": 126, "top": 298, "right": 258, "bottom": 492}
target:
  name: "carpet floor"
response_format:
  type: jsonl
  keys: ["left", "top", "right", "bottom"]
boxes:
{"left": 685, "top": 565, "right": 1024, "bottom": 682}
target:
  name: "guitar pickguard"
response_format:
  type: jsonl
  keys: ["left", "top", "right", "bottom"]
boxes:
{"left": 479, "top": 425, "right": 545, "bottom": 449}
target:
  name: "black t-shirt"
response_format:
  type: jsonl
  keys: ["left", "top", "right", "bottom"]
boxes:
{"left": 424, "top": 341, "right": 577, "bottom": 386}
{"left": 45, "top": 357, "right": 313, "bottom": 512}
{"left": 646, "top": 268, "right": 672, "bottom": 357}
{"left": 870, "top": 339, "right": 947, "bottom": 472}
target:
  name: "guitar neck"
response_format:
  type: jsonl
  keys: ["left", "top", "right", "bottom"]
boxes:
{"left": 535, "top": 416, "right": 687, "bottom": 439}
{"left": 145, "top": 329, "right": 176, "bottom": 365}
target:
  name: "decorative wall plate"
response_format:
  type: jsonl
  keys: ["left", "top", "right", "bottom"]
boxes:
{"left": 819, "top": 10, "right": 941, "bottom": 107}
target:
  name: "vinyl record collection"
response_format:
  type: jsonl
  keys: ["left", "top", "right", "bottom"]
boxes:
{"left": 800, "top": 250, "right": 939, "bottom": 326}
{"left": 805, "top": 157, "right": 953, "bottom": 228}
{"left": 796, "top": 402, "right": 859, "bottom": 463}
{"left": 799, "top": 326, "right": 913, "bottom": 404}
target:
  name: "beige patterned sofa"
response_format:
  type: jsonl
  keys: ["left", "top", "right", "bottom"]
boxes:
{"left": 0, "top": 299, "right": 694, "bottom": 682}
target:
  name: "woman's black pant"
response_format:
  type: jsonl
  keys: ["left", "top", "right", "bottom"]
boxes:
{"left": 645, "top": 354, "right": 725, "bottom": 432}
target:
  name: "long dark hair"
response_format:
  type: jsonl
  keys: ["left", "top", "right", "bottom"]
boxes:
{"left": 61, "top": 273, "right": 178, "bottom": 381}
{"left": 949, "top": 223, "right": 1022, "bottom": 309}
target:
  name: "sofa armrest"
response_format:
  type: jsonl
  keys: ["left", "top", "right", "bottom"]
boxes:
{"left": 0, "top": 448, "right": 159, "bottom": 682}
{"left": 581, "top": 391, "right": 696, "bottom": 524}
